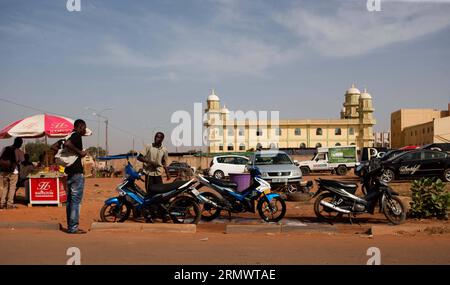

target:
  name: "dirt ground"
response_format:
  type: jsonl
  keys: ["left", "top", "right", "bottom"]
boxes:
{"left": 1, "top": 173, "right": 449, "bottom": 265}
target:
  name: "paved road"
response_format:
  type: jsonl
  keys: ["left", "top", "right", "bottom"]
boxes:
{"left": 1, "top": 229, "right": 450, "bottom": 265}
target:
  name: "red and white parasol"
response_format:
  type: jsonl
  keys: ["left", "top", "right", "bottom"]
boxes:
{"left": 0, "top": 114, "right": 92, "bottom": 139}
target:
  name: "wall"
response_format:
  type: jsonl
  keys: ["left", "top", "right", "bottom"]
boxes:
{"left": 391, "top": 109, "right": 444, "bottom": 148}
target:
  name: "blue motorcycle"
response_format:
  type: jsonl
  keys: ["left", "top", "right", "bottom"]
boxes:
{"left": 100, "top": 163, "right": 202, "bottom": 224}
{"left": 197, "top": 167, "right": 286, "bottom": 222}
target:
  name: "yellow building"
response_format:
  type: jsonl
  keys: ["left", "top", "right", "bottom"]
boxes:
{"left": 205, "top": 85, "right": 376, "bottom": 153}
{"left": 391, "top": 104, "right": 450, "bottom": 148}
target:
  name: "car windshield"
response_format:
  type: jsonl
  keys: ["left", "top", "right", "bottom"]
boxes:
{"left": 254, "top": 153, "right": 293, "bottom": 165}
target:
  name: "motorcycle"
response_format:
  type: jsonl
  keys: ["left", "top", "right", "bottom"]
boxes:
{"left": 313, "top": 159, "right": 406, "bottom": 225}
{"left": 197, "top": 167, "right": 287, "bottom": 223}
{"left": 100, "top": 162, "right": 202, "bottom": 224}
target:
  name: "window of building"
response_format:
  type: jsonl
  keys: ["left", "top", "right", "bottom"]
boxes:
{"left": 315, "top": 143, "right": 322, "bottom": 148}
{"left": 350, "top": 143, "right": 356, "bottom": 146}
{"left": 299, "top": 143, "right": 306, "bottom": 148}
{"left": 256, "top": 128, "right": 263, "bottom": 136}
{"left": 349, "top": 128, "right": 354, "bottom": 135}
{"left": 316, "top": 128, "right": 323, "bottom": 136}
{"left": 335, "top": 128, "right": 342, "bottom": 135}
{"left": 295, "top": 128, "right": 301, "bottom": 136}
{"left": 228, "top": 128, "right": 234, "bottom": 136}
{"left": 238, "top": 127, "right": 244, "bottom": 136}
{"left": 423, "top": 129, "right": 425, "bottom": 134}
{"left": 218, "top": 127, "right": 223, "bottom": 136}
{"left": 415, "top": 130, "right": 417, "bottom": 136}
{"left": 276, "top": 128, "right": 282, "bottom": 136}
{"left": 239, "top": 143, "right": 246, "bottom": 151}
{"left": 335, "top": 143, "right": 341, "bottom": 146}
{"left": 219, "top": 144, "right": 223, "bottom": 151}
{"left": 227, "top": 144, "right": 234, "bottom": 151}
{"left": 427, "top": 127, "right": 430, "bottom": 134}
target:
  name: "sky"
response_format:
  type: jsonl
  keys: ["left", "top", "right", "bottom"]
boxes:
{"left": 0, "top": 0, "right": 449, "bottom": 153}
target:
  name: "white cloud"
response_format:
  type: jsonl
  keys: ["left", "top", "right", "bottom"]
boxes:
{"left": 274, "top": 1, "right": 450, "bottom": 57}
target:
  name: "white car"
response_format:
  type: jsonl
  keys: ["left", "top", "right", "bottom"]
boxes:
{"left": 208, "top": 155, "right": 250, "bottom": 179}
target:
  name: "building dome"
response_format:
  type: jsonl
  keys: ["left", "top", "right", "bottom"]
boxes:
{"left": 207, "top": 89, "right": 220, "bottom": 101}
{"left": 360, "top": 88, "right": 372, "bottom": 99}
{"left": 221, "top": 105, "right": 230, "bottom": 114}
{"left": 346, "top": 83, "right": 361, "bottom": 95}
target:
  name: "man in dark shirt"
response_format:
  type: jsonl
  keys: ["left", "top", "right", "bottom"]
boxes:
{"left": 64, "top": 119, "right": 88, "bottom": 234}
{"left": 0, "top": 137, "right": 24, "bottom": 209}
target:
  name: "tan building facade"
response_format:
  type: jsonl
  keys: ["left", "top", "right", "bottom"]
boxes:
{"left": 204, "top": 85, "right": 376, "bottom": 153}
{"left": 391, "top": 104, "right": 450, "bottom": 148}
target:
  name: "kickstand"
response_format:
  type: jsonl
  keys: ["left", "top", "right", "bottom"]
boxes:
{"left": 348, "top": 214, "right": 353, "bottom": 225}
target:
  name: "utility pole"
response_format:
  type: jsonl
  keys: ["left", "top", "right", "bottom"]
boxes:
{"left": 105, "top": 118, "right": 109, "bottom": 157}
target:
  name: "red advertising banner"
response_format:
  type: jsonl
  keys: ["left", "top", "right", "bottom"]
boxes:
{"left": 29, "top": 178, "right": 59, "bottom": 204}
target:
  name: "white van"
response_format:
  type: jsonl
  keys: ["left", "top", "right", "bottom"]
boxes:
{"left": 208, "top": 155, "right": 250, "bottom": 179}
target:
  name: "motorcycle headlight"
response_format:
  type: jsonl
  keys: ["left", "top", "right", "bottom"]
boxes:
{"left": 292, "top": 170, "right": 301, "bottom": 176}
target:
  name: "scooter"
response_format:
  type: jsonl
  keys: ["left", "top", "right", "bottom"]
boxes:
{"left": 313, "top": 159, "right": 406, "bottom": 224}
{"left": 100, "top": 162, "right": 203, "bottom": 224}
{"left": 197, "top": 167, "right": 286, "bottom": 223}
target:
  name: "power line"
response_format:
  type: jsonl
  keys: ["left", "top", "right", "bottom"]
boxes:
{"left": 0, "top": 97, "right": 146, "bottom": 141}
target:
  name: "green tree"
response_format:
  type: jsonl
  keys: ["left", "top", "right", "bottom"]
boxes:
{"left": 86, "top": 146, "right": 106, "bottom": 157}
{"left": 25, "top": 141, "right": 50, "bottom": 162}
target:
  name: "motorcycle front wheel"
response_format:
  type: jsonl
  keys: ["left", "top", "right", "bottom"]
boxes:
{"left": 383, "top": 196, "right": 406, "bottom": 225}
{"left": 314, "top": 192, "right": 343, "bottom": 222}
{"left": 168, "top": 196, "right": 201, "bottom": 224}
{"left": 100, "top": 202, "right": 131, "bottom": 223}
{"left": 257, "top": 196, "right": 286, "bottom": 223}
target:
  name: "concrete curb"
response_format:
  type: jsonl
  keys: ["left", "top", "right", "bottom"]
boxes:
{"left": 90, "top": 222, "right": 196, "bottom": 233}
{"left": 225, "top": 224, "right": 282, "bottom": 234}
{"left": 369, "top": 225, "right": 427, "bottom": 236}
{"left": 281, "top": 224, "right": 337, "bottom": 233}
{"left": 0, "top": 221, "right": 61, "bottom": 231}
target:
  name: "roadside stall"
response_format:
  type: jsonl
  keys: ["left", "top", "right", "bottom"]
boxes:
{"left": 0, "top": 113, "right": 92, "bottom": 206}
{"left": 28, "top": 167, "right": 67, "bottom": 207}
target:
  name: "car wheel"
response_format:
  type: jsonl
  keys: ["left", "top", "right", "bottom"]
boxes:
{"left": 214, "top": 170, "right": 225, "bottom": 180}
{"left": 300, "top": 167, "right": 310, "bottom": 176}
{"left": 444, "top": 169, "right": 450, "bottom": 182}
{"left": 381, "top": 169, "right": 395, "bottom": 183}
{"left": 336, "top": 165, "right": 348, "bottom": 176}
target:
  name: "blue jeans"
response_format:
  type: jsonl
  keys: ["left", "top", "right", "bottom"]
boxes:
{"left": 66, "top": 174, "right": 85, "bottom": 232}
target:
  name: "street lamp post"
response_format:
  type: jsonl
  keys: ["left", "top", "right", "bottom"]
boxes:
{"left": 86, "top": 107, "right": 112, "bottom": 158}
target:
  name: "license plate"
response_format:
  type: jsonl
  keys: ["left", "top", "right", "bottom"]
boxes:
{"left": 191, "top": 189, "right": 200, "bottom": 196}
{"left": 272, "top": 178, "right": 288, "bottom": 183}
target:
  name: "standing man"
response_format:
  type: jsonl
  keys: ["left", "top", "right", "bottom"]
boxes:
{"left": 138, "top": 132, "right": 170, "bottom": 192}
{"left": 0, "top": 137, "right": 24, "bottom": 209}
{"left": 64, "top": 119, "right": 87, "bottom": 234}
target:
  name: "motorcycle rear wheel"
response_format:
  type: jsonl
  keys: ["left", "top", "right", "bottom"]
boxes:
{"left": 383, "top": 196, "right": 406, "bottom": 225}
{"left": 200, "top": 192, "right": 222, "bottom": 222}
{"left": 100, "top": 202, "right": 131, "bottom": 223}
{"left": 314, "top": 192, "right": 343, "bottom": 222}
{"left": 168, "top": 196, "right": 201, "bottom": 224}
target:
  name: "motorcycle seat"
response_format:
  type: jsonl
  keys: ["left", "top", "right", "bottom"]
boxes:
{"left": 320, "top": 179, "right": 358, "bottom": 192}
{"left": 205, "top": 177, "right": 238, "bottom": 189}
{"left": 147, "top": 180, "right": 189, "bottom": 194}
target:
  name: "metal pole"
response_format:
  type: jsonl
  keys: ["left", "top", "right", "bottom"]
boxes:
{"left": 105, "top": 119, "right": 109, "bottom": 157}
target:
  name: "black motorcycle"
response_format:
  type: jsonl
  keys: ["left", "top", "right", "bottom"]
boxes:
{"left": 313, "top": 159, "right": 406, "bottom": 225}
